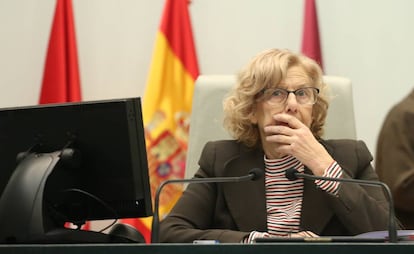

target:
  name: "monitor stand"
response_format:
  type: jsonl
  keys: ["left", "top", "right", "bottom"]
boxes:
{"left": 0, "top": 150, "right": 145, "bottom": 244}
{"left": 0, "top": 151, "right": 62, "bottom": 243}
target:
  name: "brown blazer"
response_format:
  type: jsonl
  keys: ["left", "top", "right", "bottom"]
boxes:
{"left": 160, "top": 139, "right": 390, "bottom": 243}
{"left": 376, "top": 89, "right": 414, "bottom": 228}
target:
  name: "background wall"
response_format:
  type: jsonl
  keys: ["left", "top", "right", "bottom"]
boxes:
{"left": 1, "top": 0, "right": 413, "bottom": 162}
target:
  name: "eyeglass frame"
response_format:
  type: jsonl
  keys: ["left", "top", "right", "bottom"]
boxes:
{"left": 256, "top": 86, "right": 320, "bottom": 106}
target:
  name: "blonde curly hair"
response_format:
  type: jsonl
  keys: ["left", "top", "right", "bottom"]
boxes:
{"left": 223, "top": 48, "right": 329, "bottom": 147}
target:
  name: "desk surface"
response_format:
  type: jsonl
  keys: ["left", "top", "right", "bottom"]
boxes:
{"left": 1, "top": 243, "right": 414, "bottom": 254}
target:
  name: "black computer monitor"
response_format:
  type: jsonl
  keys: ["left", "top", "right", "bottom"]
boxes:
{"left": 0, "top": 97, "right": 152, "bottom": 243}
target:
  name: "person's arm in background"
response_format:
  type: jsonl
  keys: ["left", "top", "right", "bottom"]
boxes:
{"left": 377, "top": 109, "right": 414, "bottom": 214}
{"left": 392, "top": 111, "right": 414, "bottom": 212}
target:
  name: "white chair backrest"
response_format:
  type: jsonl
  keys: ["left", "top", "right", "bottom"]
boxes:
{"left": 323, "top": 75, "right": 357, "bottom": 140}
{"left": 185, "top": 75, "right": 356, "bottom": 178}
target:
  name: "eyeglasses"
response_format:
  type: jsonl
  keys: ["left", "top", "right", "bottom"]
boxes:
{"left": 258, "top": 87, "right": 319, "bottom": 106}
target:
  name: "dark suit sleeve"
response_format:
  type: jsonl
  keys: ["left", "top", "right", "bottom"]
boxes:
{"left": 326, "top": 140, "right": 392, "bottom": 234}
{"left": 159, "top": 141, "right": 250, "bottom": 243}
{"left": 377, "top": 110, "right": 414, "bottom": 212}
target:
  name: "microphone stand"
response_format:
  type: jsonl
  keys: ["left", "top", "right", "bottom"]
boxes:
{"left": 289, "top": 170, "right": 398, "bottom": 243}
{"left": 151, "top": 170, "right": 261, "bottom": 243}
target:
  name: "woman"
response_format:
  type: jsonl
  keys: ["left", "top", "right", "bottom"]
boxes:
{"left": 159, "top": 48, "right": 390, "bottom": 243}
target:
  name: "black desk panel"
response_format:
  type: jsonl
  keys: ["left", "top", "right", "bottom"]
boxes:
{"left": 1, "top": 243, "right": 414, "bottom": 254}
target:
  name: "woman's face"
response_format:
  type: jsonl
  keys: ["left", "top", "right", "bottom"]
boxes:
{"left": 250, "top": 66, "right": 314, "bottom": 138}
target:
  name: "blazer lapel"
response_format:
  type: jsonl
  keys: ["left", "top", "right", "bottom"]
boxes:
{"left": 300, "top": 141, "right": 336, "bottom": 234}
{"left": 221, "top": 146, "right": 267, "bottom": 232}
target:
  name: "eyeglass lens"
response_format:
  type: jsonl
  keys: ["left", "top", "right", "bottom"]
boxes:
{"left": 264, "top": 87, "right": 318, "bottom": 105}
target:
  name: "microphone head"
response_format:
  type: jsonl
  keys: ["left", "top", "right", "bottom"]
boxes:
{"left": 248, "top": 168, "right": 263, "bottom": 181}
{"left": 285, "top": 168, "right": 299, "bottom": 181}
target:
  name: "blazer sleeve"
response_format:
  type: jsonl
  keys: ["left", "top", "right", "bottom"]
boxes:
{"left": 325, "top": 140, "right": 394, "bottom": 234}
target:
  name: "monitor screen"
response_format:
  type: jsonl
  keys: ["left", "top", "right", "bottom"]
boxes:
{"left": 0, "top": 97, "right": 152, "bottom": 243}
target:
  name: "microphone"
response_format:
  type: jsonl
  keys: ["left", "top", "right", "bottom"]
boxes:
{"left": 285, "top": 168, "right": 398, "bottom": 243}
{"left": 151, "top": 168, "right": 263, "bottom": 243}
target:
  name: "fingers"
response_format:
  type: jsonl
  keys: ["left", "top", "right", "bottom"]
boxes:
{"left": 264, "top": 124, "right": 294, "bottom": 137}
{"left": 263, "top": 113, "right": 317, "bottom": 159}
{"left": 290, "top": 231, "right": 319, "bottom": 238}
{"left": 273, "top": 113, "right": 303, "bottom": 129}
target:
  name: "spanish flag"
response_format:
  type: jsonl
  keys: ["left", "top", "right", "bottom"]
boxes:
{"left": 122, "top": 0, "right": 199, "bottom": 243}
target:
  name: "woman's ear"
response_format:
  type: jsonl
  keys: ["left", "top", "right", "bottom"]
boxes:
{"left": 249, "top": 112, "right": 258, "bottom": 124}
{"left": 249, "top": 104, "right": 258, "bottom": 124}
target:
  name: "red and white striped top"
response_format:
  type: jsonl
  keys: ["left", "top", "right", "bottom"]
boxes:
{"left": 264, "top": 155, "right": 343, "bottom": 237}
{"left": 265, "top": 155, "right": 304, "bottom": 236}
{"left": 243, "top": 156, "right": 343, "bottom": 243}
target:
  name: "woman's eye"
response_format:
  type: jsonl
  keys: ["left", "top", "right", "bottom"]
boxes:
{"left": 296, "top": 89, "right": 307, "bottom": 97}
{"left": 272, "top": 90, "right": 284, "bottom": 97}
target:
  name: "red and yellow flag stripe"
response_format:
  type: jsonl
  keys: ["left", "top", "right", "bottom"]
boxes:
{"left": 125, "top": 0, "right": 199, "bottom": 243}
